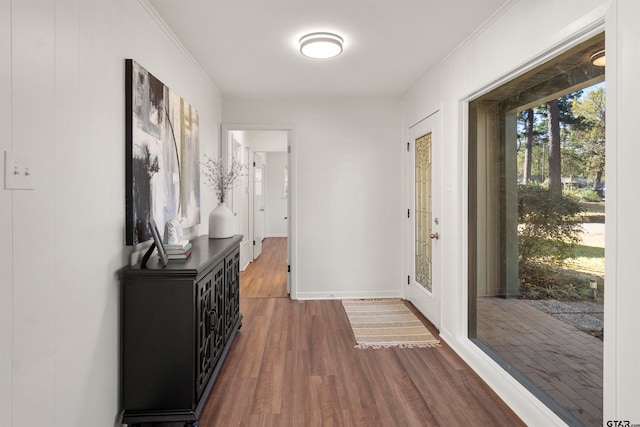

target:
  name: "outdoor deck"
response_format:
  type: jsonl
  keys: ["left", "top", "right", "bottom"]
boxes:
{"left": 477, "top": 297, "right": 603, "bottom": 426}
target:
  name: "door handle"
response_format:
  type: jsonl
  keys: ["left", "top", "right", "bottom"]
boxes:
{"left": 430, "top": 232, "right": 439, "bottom": 240}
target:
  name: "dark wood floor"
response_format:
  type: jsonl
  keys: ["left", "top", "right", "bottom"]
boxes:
{"left": 240, "top": 237, "right": 288, "bottom": 299}
{"left": 195, "top": 237, "right": 525, "bottom": 426}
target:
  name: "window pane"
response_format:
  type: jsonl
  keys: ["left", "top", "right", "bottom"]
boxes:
{"left": 468, "top": 34, "right": 605, "bottom": 427}
{"left": 415, "top": 133, "right": 432, "bottom": 291}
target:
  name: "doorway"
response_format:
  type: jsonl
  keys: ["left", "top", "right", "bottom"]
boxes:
{"left": 222, "top": 125, "right": 295, "bottom": 298}
{"left": 405, "top": 112, "right": 441, "bottom": 329}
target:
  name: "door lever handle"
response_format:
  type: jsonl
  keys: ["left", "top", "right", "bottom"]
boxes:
{"left": 430, "top": 232, "right": 439, "bottom": 240}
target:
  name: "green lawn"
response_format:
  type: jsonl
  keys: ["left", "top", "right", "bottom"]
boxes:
{"left": 566, "top": 201, "right": 605, "bottom": 276}
{"left": 581, "top": 201, "right": 605, "bottom": 223}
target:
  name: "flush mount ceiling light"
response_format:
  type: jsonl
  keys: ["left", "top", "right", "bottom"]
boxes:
{"left": 590, "top": 49, "right": 606, "bottom": 67}
{"left": 299, "top": 32, "right": 344, "bottom": 59}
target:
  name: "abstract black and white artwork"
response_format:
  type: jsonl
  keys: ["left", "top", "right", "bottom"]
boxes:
{"left": 125, "top": 59, "right": 200, "bottom": 245}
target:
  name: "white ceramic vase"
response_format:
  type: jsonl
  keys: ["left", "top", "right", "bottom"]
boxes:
{"left": 209, "top": 202, "right": 234, "bottom": 238}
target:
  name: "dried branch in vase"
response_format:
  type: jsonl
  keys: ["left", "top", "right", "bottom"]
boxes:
{"left": 200, "top": 154, "right": 246, "bottom": 203}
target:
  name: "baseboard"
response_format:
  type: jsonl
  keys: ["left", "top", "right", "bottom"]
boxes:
{"left": 295, "top": 290, "right": 403, "bottom": 300}
{"left": 266, "top": 233, "right": 287, "bottom": 238}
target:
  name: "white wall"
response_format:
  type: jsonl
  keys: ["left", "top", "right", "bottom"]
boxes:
{"left": 403, "top": 0, "right": 640, "bottom": 424}
{"left": 266, "top": 152, "right": 288, "bottom": 237}
{"left": 223, "top": 96, "right": 403, "bottom": 299}
{"left": 0, "top": 1, "right": 221, "bottom": 426}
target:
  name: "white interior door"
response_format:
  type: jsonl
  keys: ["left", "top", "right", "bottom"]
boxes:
{"left": 253, "top": 155, "right": 265, "bottom": 260}
{"left": 229, "top": 139, "right": 250, "bottom": 270}
{"left": 406, "top": 113, "right": 441, "bottom": 329}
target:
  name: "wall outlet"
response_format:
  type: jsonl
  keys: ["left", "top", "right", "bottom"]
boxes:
{"left": 4, "top": 151, "right": 35, "bottom": 190}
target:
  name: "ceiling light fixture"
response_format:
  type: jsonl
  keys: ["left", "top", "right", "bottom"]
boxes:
{"left": 299, "top": 32, "right": 343, "bottom": 59}
{"left": 590, "top": 49, "right": 605, "bottom": 67}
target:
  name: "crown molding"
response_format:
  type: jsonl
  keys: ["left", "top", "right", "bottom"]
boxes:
{"left": 137, "top": 0, "right": 216, "bottom": 86}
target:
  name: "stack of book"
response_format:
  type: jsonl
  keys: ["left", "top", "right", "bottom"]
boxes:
{"left": 163, "top": 239, "right": 192, "bottom": 260}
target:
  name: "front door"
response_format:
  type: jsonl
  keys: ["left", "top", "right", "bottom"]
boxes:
{"left": 406, "top": 113, "right": 441, "bottom": 329}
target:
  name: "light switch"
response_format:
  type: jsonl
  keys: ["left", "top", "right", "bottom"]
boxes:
{"left": 4, "top": 151, "right": 35, "bottom": 190}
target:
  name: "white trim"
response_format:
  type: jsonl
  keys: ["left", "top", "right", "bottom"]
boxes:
{"left": 603, "top": 1, "right": 618, "bottom": 420}
{"left": 137, "top": 0, "right": 214, "bottom": 84}
{"left": 295, "top": 291, "right": 403, "bottom": 301}
{"left": 463, "top": 18, "right": 606, "bottom": 103}
{"left": 407, "top": 109, "right": 439, "bottom": 130}
{"left": 266, "top": 233, "right": 288, "bottom": 238}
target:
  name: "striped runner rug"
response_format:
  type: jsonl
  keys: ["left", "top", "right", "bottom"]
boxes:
{"left": 341, "top": 299, "right": 440, "bottom": 349}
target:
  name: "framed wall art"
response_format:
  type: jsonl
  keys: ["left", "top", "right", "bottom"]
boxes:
{"left": 125, "top": 59, "right": 200, "bottom": 245}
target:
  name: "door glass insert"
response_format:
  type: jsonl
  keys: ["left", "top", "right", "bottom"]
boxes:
{"left": 415, "top": 133, "right": 433, "bottom": 292}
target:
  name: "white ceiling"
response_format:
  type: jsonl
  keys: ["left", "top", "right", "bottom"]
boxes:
{"left": 148, "top": 0, "right": 511, "bottom": 96}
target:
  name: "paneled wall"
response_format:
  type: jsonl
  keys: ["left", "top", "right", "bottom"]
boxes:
{"left": 0, "top": 1, "right": 221, "bottom": 426}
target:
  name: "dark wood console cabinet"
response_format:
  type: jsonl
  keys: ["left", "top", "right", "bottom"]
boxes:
{"left": 121, "top": 235, "right": 243, "bottom": 426}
